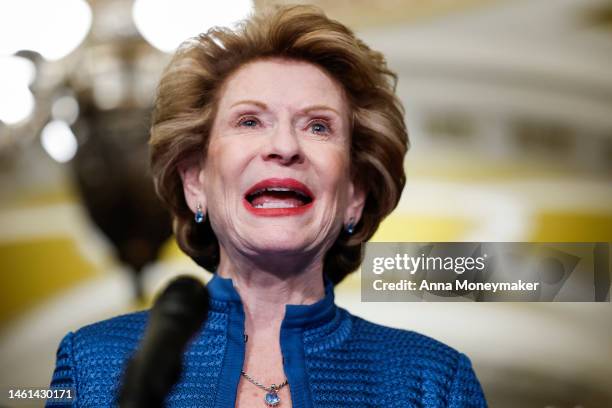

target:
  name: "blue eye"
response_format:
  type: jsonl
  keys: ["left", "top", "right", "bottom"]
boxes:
{"left": 310, "top": 121, "right": 330, "bottom": 134}
{"left": 238, "top": 117, "right": 259, "bottom": 127}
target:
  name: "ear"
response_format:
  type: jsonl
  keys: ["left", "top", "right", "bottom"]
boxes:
{"left": 344, "top": 179, "right": 366, "bottom": 227}
{"left": 178, "top": 158, "right": 207, "bottom": 216}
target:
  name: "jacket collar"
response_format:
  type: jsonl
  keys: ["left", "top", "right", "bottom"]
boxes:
{"left": 207, "top": 273, "right": 337, "bottom": 330}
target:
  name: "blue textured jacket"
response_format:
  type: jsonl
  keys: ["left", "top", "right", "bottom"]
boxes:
{"left": 47, "top": 274, "right": 487, "bottom": 407}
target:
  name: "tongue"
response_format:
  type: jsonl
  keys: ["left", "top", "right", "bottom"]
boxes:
{"left": 250, "top": 192, "right": 306, "bottom": 208}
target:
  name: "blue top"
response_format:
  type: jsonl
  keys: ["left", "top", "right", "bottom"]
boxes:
{"left": 47, "top": 274, "right": 487, "bottom": 407}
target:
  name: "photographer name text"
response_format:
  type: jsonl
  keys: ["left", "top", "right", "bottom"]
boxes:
{"left": 372, "top": 279, "right": 540, "bottom": 292}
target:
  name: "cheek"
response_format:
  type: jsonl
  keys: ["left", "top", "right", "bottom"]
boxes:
{"left": 204, "top": 139, "right": 252, "bottom": 186}
{"left": 312, "top": 148, "right": 351, "bottom": 196}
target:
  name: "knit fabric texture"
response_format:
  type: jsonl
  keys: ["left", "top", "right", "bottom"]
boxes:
{"left": 46, "top": 275, "right": 487, "bottom": 407}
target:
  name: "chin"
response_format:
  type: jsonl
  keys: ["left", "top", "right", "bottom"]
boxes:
{"left": 243, "top": 229, "right": 312, "bottom": 254}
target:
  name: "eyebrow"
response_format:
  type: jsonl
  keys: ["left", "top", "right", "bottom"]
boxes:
{"left": 230, "top": 100, "right": 268, "bottom": 110}
{"left": 302, "top": 105, "right": 342, "bottom": 117}
{"left": 230, "top": 100, "right": 342, "bottom": 116}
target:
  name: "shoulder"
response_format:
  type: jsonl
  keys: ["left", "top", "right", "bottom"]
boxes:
{"left": 343, "top": 312, "right": 474, "bottom": 384}
{"left": 73, "top": 310, "right": 149, "bottom": 345}
{"left": 346, "top": 311, "right": 460, "bottom": 364}
{"left": 340, "top": 311, "right": 487, "bottom": 406}
{"left": 71, "top": 309, "right": 150, "bottom": 363}
{"left": 48, "top": 311, "right": 150, "bottom": 407}
{"left": 69, "top": 310, "right": 150, "bottom": 358}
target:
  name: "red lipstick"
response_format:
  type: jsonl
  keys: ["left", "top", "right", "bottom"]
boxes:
{"left": 243, "top": 178, "right": 315, "bottom": 217}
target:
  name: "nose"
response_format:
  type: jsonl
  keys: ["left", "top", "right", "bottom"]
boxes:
{"left": 262, "top": 120, "right": 304, "bottom": 166}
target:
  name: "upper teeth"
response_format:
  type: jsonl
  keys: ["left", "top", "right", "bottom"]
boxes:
{"left": 250, "top": 187, "right": 308, "bottom": 198}
{"left": 266, "top": 187, "right": 292, "bottom": 192}
{"left": 253, "top": 202, "right": 300, "bottom": 209}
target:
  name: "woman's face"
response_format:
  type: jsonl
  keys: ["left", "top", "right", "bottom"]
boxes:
{"left": 184, "top": 59, "right": 364, "bottom": 260}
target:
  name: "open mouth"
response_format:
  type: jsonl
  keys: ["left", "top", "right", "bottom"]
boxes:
{"left": 247, "top": 187, "right": 313, "bottom": 208}
{"left": 244, "top": 178, "right": 314, "bottom": 211}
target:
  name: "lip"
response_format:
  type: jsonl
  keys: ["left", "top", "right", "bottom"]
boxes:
{"left": 243, "top": 177, "right": 315, "bottom": 217}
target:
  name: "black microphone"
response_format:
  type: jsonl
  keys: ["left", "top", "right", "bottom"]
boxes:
{"left": 118, "top": 276, "right": 210, "bottom": 408}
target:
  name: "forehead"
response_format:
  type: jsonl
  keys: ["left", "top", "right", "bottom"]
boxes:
{"left": 217, "top": 58, "right": 348, "bottom": 113}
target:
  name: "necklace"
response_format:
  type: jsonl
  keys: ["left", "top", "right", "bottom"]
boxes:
{"left": 240, "top": 370, "right": 288, "bottom": 406}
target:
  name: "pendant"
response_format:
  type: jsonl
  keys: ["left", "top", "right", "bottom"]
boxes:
{"left": 264, "top": 391, "right": 280, "bottom": 406}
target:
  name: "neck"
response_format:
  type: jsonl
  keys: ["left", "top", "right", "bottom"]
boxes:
{"left": 216, "top": 245, "right": 326, "bottom": 337}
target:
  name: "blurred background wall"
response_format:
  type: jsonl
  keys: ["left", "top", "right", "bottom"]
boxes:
{"left": 0, "top": 0, "right": 611, "bottom": 407}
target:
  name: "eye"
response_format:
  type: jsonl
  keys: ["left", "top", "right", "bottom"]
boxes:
{"left": 237, "top": 116, "right": 260, "bottom": 128}
{"left": 308, "top": 120, "right": 331, "bottom": 135}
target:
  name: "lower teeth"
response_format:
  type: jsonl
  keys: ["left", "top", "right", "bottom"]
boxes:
{"left": 253, "top": 202, "right": 299, "bottom": 209}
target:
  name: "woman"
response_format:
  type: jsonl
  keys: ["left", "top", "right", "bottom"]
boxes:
{"left": 48, "top": 5, "right": 487, "bottom": 407}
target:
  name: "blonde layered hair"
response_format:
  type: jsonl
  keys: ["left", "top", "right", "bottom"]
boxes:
{"left": 149, "top": 5, "right": 408, "bottom": 284}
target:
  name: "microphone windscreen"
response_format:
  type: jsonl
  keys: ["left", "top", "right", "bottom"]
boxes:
{"left": 118, "top": 276, "right": 210, "bottom": 408}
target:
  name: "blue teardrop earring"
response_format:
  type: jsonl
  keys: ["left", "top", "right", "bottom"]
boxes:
{"left": 195, "top": 203, "right": 205, "bottom": 224}
{"left": 346, "top": 218, "right": 355, "bottom": 235}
